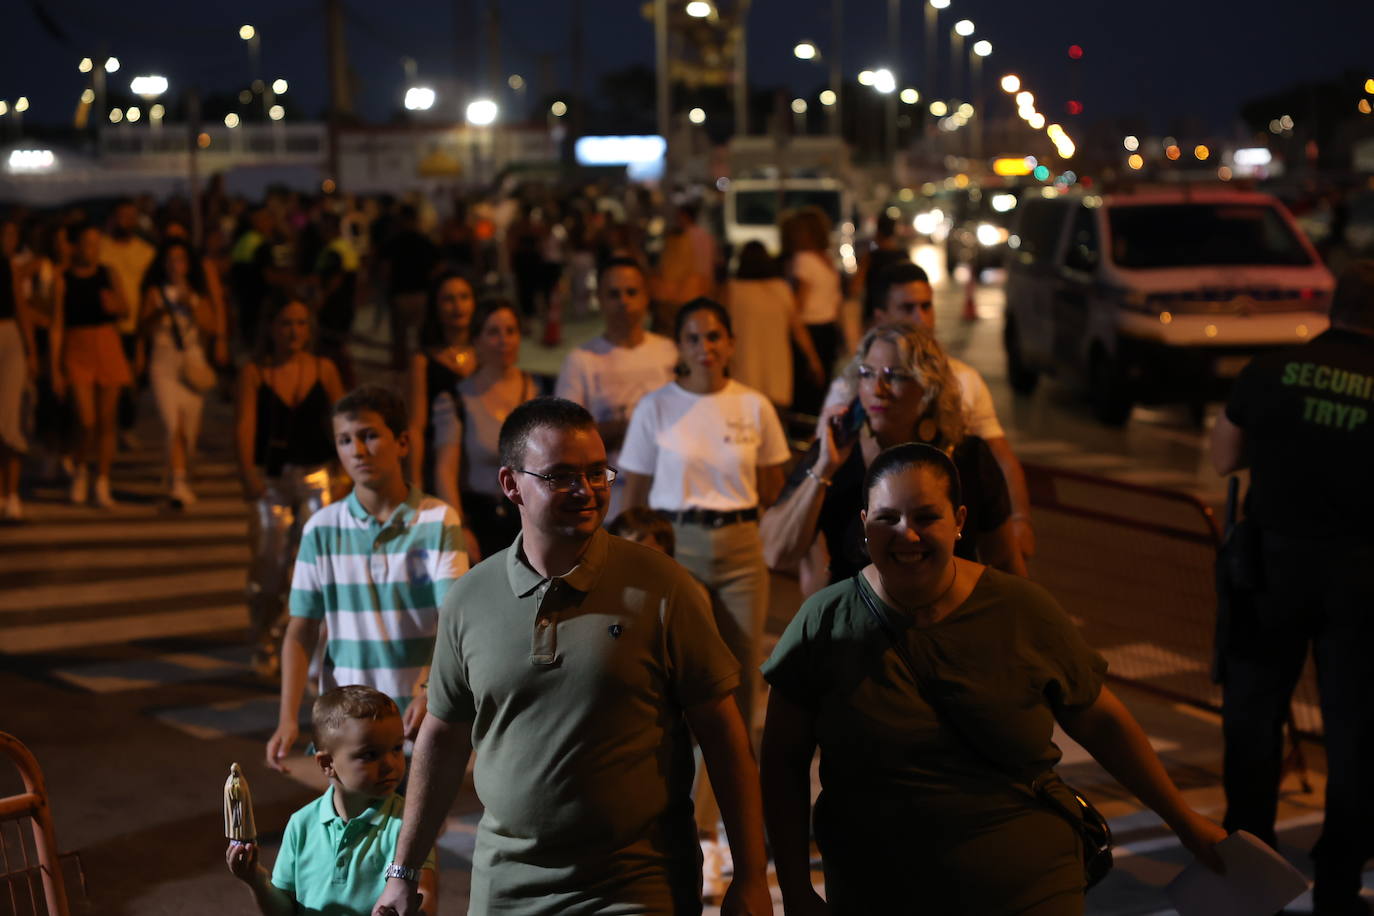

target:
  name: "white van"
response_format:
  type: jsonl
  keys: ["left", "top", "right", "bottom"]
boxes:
{"left": 1002, "top": 187, "right": 1334, "bottom": 424}
{"left": 722, "top": 177, "right": 855, "bottom": 271}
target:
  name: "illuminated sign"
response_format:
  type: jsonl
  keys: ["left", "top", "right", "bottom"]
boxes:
{"left": 574, "top": 136, "right": 667, "bottom": 167}
{"left": 1232, "top": 148, "right": 1273, "bottom": 168}
{"left": 991, "top": 157, "right": 1033, "bottom": 177}
{"left": 6, "top": 149, "right": 57, "bottom": 173}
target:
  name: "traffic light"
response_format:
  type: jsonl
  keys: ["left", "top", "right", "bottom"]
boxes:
{"left": 1066, "top": 100, "right": 1083, "bottom": 115}
{"left": 1068, "top": 44, "right": 1084, "bottom": 59}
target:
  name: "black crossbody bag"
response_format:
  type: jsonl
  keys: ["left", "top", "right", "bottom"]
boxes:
{"left": 853, "top": 575, "right": 1115, "bottom": 890}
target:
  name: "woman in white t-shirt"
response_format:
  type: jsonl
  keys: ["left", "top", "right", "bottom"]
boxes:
{"left": 620, "top": 297, "right": 791, "bottom": 851}
{"left": 783, "top": 206, "right": 844, "bottom": 415}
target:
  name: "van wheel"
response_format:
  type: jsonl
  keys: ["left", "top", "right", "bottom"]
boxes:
{"left": 1089, "top": 348, "right": 1133, "bottom": 426}
{"left": 1004, "top": 318, "right": 1039, "bottom": 395}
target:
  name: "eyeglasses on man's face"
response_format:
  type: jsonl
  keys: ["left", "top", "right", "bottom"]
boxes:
{"left": 516, "top": 466, "right": 619, "bottom": 493}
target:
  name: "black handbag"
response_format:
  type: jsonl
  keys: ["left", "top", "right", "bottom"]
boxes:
{"left": 853, "top": 575, "right": 1115, "bottom": 889}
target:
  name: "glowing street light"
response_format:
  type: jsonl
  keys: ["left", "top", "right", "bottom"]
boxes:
{"left": 507, "top": 74, "right": 525, "bottom": 91}
{"left": 224, "top": 112, "right": 241, "bottom": 128}
{"left": 929, "top": 100, "right": 948, "bottom": 116}
{"left": 1365, "top": 77, "right": 1374, "bottom": 94}
{"left": 1194, "top": 144, "right": 1210, "bottom": 161}
{"left": 685, "top": 1, "right": 712, "bottom": 17}
{"left": 80, "top": 89, "right": 95, "bottom": 104}
{"left": 872, "top": 68, "right": 897, "bottom": 94}
{"left": 150, "top": 103, "right": 165, "bottom": 122}
{"left": 1027, "top": 112, "right": 1046, "bottom": 129}
{"left": 954, "top": 19, "right": 975, "bottom": 36}
{"left": 269, "top": 104, "right": 285, "bottom": 121}
{"left": 466, "top": 99, "right": 498, "bottom": 125}
{"left": 930, "top": 0, "right": 950, "bottom": 8}
{"left": 794, "top": 41, "right": 818, "bottom": 60}
{"left": 1015, "top": 91, "right": 1034, "bottom": 108}
{"left": 972, "top": 40, "right": 991, "bottom": 57}
{"left": 900, "top": 88, "right": 920, "bottom": 104}
{"left": 79, "top": 58, "right": 93, "bottom": 73}
{"left": 688, "top": 107, "right": 707, "bottom": 124}
{"left": 404, "top": 86, "right": 436, "bottom": 111}
{"left": 1128, "top": 153, "right": 1144, "bottom": 170}
{"left": 104, "top": 57, "right": 120, "bottom": 73}
{"left": 1000, "top": 74, "right": 1020, "bottom": 93}
{"left": 239, "top": 24, "right": 256, "bottom": 41}
{"left": 126, "top": 106, "right": 141, "bottom": 122}
{"left": 550, "top": 100, "right": 568, "bottom": 117}
{"left": 15, "top": 97, "right": 29, "bottom": 113}
{"left": 1124, "top": 135, "right": 1139, "bottom": 151}
{"left": 819, "top": 89, "right": 837, "bottom": 106}
{"left": 858, "top": 69, "right": 875, "bottom": 86}
{"left": 272, "top": 78, "right": 288, "bottom": 95}
{"left": 791, "top": 98, "right": 808, "bottom": 114}
{"left": 130, "top": 75, "right": 168, "bottom": 98}
{"left": 108, "top": 108, "right": 122, "bottom": 123}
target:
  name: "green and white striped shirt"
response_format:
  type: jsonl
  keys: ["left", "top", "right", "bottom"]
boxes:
{"left": 289, "top": 486, "right": 468, "bottom": 713}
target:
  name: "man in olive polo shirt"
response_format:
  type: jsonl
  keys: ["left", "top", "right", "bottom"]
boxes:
{"left": 374, "top": 398, "right": 772, "bottom": 915}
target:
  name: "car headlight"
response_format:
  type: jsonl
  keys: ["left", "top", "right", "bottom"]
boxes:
{"left": 976, "top": 222, "right": 1004, "bottom": 247}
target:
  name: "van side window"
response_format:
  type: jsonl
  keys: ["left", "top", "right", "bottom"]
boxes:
{"left": 1012, "top": 199, "right": 1066, "bottom": 266}
{"left": 1064, "top": 205, "right": 1099, "bottom": 272}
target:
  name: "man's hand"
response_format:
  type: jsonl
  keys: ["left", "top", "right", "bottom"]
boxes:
{"left": 225, "top": 841, "right": 260, "bottom": 883}
{"left": 372, "top": 876, "right": 424, "bottom": 915}
{"left": 402, "top": 693, "right": 428, "bottom": 742}
{"left": 265, "top": 722, "right": 299, "bottom": 773}
{"left": 719, "top": 876, "right": 774, "bottom": 916}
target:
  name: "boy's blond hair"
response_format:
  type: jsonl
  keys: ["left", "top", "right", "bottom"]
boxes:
{"left": 312, "top": 685, "right": 400, "bottom": 751}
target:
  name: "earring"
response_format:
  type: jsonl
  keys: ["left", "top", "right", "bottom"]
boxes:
{"left": 955, "top": 531, "right": 962, "bottom": 540}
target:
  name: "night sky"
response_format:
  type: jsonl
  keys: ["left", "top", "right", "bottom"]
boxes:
{"left": 4, "top": 0, "right": 1372, "bottom": 135}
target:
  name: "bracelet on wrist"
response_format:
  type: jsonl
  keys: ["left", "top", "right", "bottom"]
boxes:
{"left": 805, "top": 467, "right": 832, "bottom": 488}
{"left": 385, "top": 863, "right": 421, "bottom": 882}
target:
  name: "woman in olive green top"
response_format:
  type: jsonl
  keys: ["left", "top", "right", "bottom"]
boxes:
{"left": 760, "top": 443, "right": 1227, "bottom": 915}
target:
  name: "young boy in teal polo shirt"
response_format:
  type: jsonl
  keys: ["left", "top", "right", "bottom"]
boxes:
{"left": 227, "top": 685, "right": 437, "bottom": 914}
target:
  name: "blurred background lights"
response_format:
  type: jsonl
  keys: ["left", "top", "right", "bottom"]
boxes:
{"left": 108, "top": 108, "right": 123, "bottom": 123}
{"left": 129, "top": 75, "right": 168, "bottom": 97}
{"left": 1000, "top": 75, "right": 1020, "bottom": 93}
{"left": 972, "top": 40, "right": 992, "bottom": 57}
{"left": 550, "top": 100, "right": 568, "bottom": 116}
{"left": 1128, "top": 153, "right": 1144, "bottom": 170}
{"left": 104, "top": 57, "right": 120, "bottom": 73}
{"left": 78, "top": 58, "right": 93, "bottom": 73}
{"left": 819, "top": 89, "right": 837, "bottom": 106}
{"left": 268, "top": 104, "right": 285, "bottom": 121}
{"left": 872, "top": 68, "right": 896, "bottom": 94}
{"left": 466, "top": 99, "right": 498, "bottom": 125}
{"left": 929, "top": 100, "right": 948, "bottom": 116}
{"left": 1194, "top": 144, "right": 1210, "bottom": 161}
{"left": 900, "top": 88, "right": 919, "bottom": 104}
{"left": 80, "top": 88, "right": 95, "bottom": 104}
{"left": 1165, "top": 144, "right": 1181, "bottom": 160}
{"left": 793, "top": 41, "right": 817, "bottom": 60}
{"left": 685, "top": 1, "right": 712, "bottom": 17}
{"left": 223, "top": 112, "right": 240, "bottom": 128}
{"left": 688, "top": 107, "right": 706, "bottom": 124}
{"left": 1124, "top": 135, "right": 1140, "bottom": 151}
{"left": 858, "top": 70, "right": 875, "bottom": 86}
{"left": 272, "top": 79, "right": 288, "bottom": 94}
{"left": 404, "top": 86, "right": 436, "bottom": 111}
{"left": 954, "top": 19, "right": 974, "bottom": 36}
{"left": 790, "top": 98, "right": 808, "bottom": 114}
{"left": 239, "top": 24, "right": 255, "bottom": 40}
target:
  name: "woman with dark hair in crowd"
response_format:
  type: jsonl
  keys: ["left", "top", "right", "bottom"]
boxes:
{"left": 763, "top": 321, "right": 1026, "bottom": 595}
{"left": 782, "top": 206, "right": 844, "bottom": 415}
{"left": 762, "top": 442, "right": 1227, "bottom": 915}
{"left": 619, "top": 297, "right": 791, "bottom": 882}
{"left": 724, "top": 239, "right": 824, "bottom": 410}
{"left": 431, "top": 297, "right": 535, "bottom": 560}
{"left": 406, "top": 271, "right": 477, "bottom": 488}
{"left": 234, "top": 291, "right": 346, "bottom": 677}
{"left": 141, "top": 239, "right": 217, "bottom": 506}
{"left": 52, "top": 224, "right": 131, "bottom": 508}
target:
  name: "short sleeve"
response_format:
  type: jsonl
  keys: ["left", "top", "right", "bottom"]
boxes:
{"left": 432, "top": 506, "right": 470, "bottom": 602}
{"left": 617, "top": 393, "right": 659, "bottom": 476}
{"left": 287, "top": 524, "right": 326, "bottom": 619}
{"left": 760, "top": 590, "right": 830, "bottom": 708}
{"left": 964, "top": 438, "right": 1012, "bottom": 533}
{"left": 665, "top": 573, "right": 742, "bottom": 708}
{"left": 425, "top": 582, "right": 477, "bottom": 724}
{"left": 1017, "top": 583, "right": 1108, "bottom": 713}
{"left": 954, "top": 364, "right": 1004, "bottom": 441}
{"left": 269, "top": 810, "right": 302, "bottom": 894}
{"left": 553, "top": 351, "right": 589, "bottom": 407}
{"left": 430, "top": 391, "right": 462, "bottom": 450}
{"left": 756, "top": 396, "right": 792, "bottom": 466}
{"left": 1225, "top": 360, "right": 1262, "bottom": 428}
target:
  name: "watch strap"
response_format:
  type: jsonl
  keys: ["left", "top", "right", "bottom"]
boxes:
{"left": 385, "top": 863, "right": 420, "bottom": 882}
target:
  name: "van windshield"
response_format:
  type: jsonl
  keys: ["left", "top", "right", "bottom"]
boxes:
{"left": 1108, "top": 203, "right": 1313, "bottom": 268}
{"left": 733, "top": 189, "right": 843, "bottom": 227}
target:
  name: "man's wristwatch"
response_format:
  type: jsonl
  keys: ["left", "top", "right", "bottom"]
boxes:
{"left": 385, "top": 863, "right": 420, "bottom": 882}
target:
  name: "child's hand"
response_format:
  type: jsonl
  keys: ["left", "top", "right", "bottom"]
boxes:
{"left": 266, "top": 723, "right": 299, "bottom": 773}
{"left": 226, "top": 841, "right": 259, "bottom": 883}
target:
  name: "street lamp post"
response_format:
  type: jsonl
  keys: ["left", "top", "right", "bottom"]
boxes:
{"left": 970, "top": 40, "right": 990, "bottom": 160}
{"left": 951, "top": 19, "right": 974, "bottom": 108}
{"left": 829, "top": 0, "right": 842, "bottom": 138}
{"left": 887, "top": 0, "right": 900, "bottom": 169}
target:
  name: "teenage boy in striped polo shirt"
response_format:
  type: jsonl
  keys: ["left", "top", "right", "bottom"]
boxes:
{"left": 266, "top": 385, "right": 468, "bottom": 773}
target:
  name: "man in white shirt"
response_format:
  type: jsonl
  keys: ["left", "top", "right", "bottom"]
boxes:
{"left": 825, "top": 260, "right": 1036, "bottom": 558}
{"left": 554, "top": 257, "right": 679, "bottom": 517}
{"left": 100, "top": 200, "right": 156, "bottom": 447}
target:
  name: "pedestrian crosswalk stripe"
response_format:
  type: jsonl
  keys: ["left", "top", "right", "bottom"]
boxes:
{"left": 52, "top": 645, "right": 252, "bottom": 693}
{"left": 5, "top": 518, "right": 246, "bottom": 544}
{"left": 3, "top": 568, "right": 245, "bottom": 615}
{"left": 3, "top": 604, "right": 248, "bottom": 653}
{"left": 0, "top": 544, "right": 248, "bottom": 574}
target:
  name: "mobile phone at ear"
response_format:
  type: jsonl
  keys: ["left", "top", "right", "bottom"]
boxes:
{"left": 830, "top": 400, "right": 867, "bottom": 449}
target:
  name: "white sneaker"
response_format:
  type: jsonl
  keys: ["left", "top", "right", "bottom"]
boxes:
{"left": 69, "top": 467, "right": 89, "bottom": 504}
{"left": 700, "top": 839, "right": 726, "bottom": 900}
{"left": 93, "top": 476, "right": 116, "bottom": 509}
{"left": 169, "top": 478, "right": 197, "bottom": 507}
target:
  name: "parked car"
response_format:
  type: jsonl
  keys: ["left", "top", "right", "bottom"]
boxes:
{"left": 944, "top": 186, "right": 1022, "bottom": 278}
{"left": 1003, "top": 187, "right": 1334, "bottom": 425}
{"left": 723, "top": 177, "right": 856, "bottom": 271}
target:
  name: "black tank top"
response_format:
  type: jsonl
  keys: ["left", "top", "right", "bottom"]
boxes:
{"left": 253, "top": 366, "right": 335, "bottom": 475}
{"left": 425, "top": 354, "right": 464, "bottom": 400}
{"left": 0, "top": 258, "right": 14, "bottom": 321}
{"left": 64, "top": 266, "right": 114, "bottom": 328}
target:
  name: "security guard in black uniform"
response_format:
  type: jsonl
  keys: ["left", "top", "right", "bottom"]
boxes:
{"left": 1212, "top": 261, "right": 1374, "bottom": 915}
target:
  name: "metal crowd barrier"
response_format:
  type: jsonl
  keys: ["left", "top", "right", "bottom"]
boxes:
{"left": 0, "top": 733, "right": 75, "bottom": 916}
{"left": 1022, "top": 463, "right": 1325, "bottom": 742}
